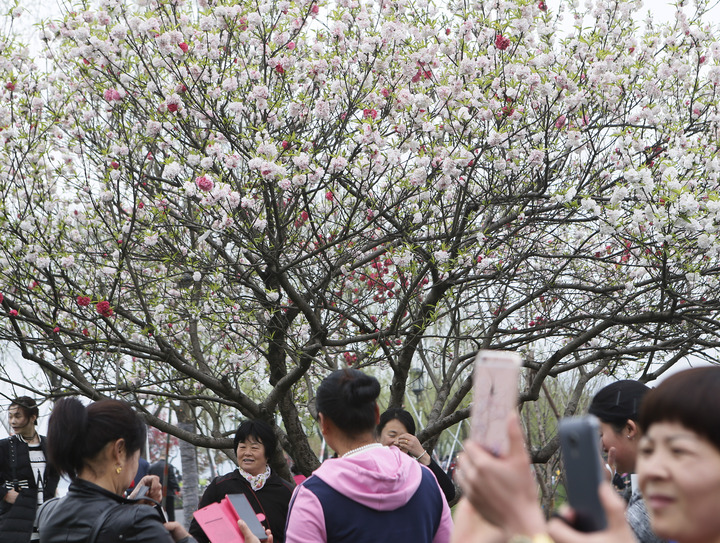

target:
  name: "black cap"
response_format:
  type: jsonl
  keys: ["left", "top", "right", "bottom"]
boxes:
{"left": 588, "top": 380, "right": 650, "bottom": 424}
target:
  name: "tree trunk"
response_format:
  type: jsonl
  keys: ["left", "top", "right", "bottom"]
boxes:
{"left": 177, "top": 405, "right": 199, "bottom": 529}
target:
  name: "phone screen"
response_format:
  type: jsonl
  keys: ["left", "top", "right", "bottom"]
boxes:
{"left": 226, "top": 493, "right": 268, "bottom": 541}
{"left": 470, "top": 350, "right": 521, "bottom": 455}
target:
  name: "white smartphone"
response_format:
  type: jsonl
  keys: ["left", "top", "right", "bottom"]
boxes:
{"left": 470, "top": 350, "right": 522, "bottom": 455}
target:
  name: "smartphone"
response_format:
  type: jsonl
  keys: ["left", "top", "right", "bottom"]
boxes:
{"left": 226, "top": 493, "right": 268, "bottom": 541}
{"left": 470, "top": 350, "right": 521, "bottom": 455}
{"left": 132, "top": 484, "right": 149, "bottom": 499}
{"left": 558, "top": 416, "right": 608, "bottom": 532}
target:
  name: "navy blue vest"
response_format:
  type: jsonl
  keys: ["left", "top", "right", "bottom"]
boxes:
{"left": 292, "top": 466, "right": 443, "bottom": 543}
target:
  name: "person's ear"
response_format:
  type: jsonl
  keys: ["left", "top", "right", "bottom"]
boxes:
{"left": 113, "top": 438, "right": 128, "bottom": 462}
{"left": 318, "top": 413, "right": 330, "bottom": 436}
{"left": 626, "top": 420, "right": 639, "bottom": 440}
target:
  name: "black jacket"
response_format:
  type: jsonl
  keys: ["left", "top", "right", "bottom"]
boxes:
{"left": 189, "top": 469, "right": 293, "bottom": 543}
{"left": 427, "top": 458, "right": 456, "bottom": 504}
{"left": 148, "top": 460, "right": 180, "bottom": 493}
{"left": 37, "top": 478, "right": 196, "bottom": 543}
{"left": 0, "top": 435, "right": 60, "bottom": 543}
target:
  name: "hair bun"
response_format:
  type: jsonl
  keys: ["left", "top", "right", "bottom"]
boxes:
{"left": 345, "top": 371, "right": 381, "bottom": 405}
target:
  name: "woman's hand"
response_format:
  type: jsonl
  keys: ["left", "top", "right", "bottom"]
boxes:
{"left": 456, "top": 412, "right": 546, "bottom": 538}
{"left": 238, "top": 519, "right": 273, "bottom": 543}
{"left": 129, "top": 474, "right": 162, "bottom": 502}
{"left": 3, "top": 488, "right": 18, "bottom": 504}
{"left": 548, "top": 482, "right": 635, "bottom": 543}
{"left": 450, "top": 498, "right": 505, "bottom": 543}
{"left": 164, "top": 521, "right": 192, "bottom": 542}
{"left": 395, "top": 433, "right": 430, "bottom": 465}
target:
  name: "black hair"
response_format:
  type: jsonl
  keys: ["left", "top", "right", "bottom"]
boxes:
{"left": 10, "top": 396, "right": 39, "bottom": 426}
{"left": 316, "top": 369, "right": 380, "bottom": 437}
{"left": 378, "top": 408, "right": 416, "bottom": 436}
{"left": 233, "top": 419, "right": 277, "bottom": 461}
{"left": 588, "top": 380, "right": 650, "bottom": 432}
{"left": 639, "top": 367, "right": 720, "bottom": 452}
{"left": 47, "top": 397, "right": 146, "bottom": 480}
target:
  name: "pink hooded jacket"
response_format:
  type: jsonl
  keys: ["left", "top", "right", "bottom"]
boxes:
{"left": 284, "top": 445, "right": 452, "bottom": 543}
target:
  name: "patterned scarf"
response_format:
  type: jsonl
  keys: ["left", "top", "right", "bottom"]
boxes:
{"left": 238, "top": 465, "right": 271, "bottom": 491}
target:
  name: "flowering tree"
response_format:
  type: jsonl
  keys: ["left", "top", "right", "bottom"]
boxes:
{"left": 2, "top": 0, "right": 720, "bottom": 483}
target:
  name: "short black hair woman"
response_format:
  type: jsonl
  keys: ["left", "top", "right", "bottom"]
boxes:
{"left": 189, "top": 419, "right": 293, "bottom": 543}
{"left": 377, "top": 408, "right": 456, "bottom": 504}
{"left": 451, "top": 367, "right": 720, "bottom": 543}
{"left": 37, "top": 397, "right": 196, "bottom": 543}
{"left": 0, "top": 396, "right": 59, "bottom": 543}
{"left": 285, "top": 368, "right": 453, "bottom": 543}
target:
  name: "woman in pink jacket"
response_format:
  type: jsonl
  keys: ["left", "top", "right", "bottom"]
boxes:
{"left": 284, "top": 369, "right": 452, "bottom": 543}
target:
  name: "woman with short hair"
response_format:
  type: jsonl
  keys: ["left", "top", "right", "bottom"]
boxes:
{"left": 189, "top": 419, "right": 293, "bottom": 543}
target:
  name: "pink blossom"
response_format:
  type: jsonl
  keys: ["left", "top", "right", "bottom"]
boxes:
{"left": 103, "top": 88, "right": 122, "bottom": 101}
{"left": 178, "top": 42, "right": 189, "bottom": 53}
{"left": 325, "top": 191, "right": 334, "bottom": 202}
{"left": 363, "top": 108, "right": 377, "bottom": 119}
{"left": 196, "top": 175, "right": 214, "bottom": 192}
{"left": 538, "top": 1, "right": 547, "bottom": 10}
{"left": 96, "top": 300, "right": 113, "bottom": 317}
{"left": 495, "top": 34, "right": 510, "bottom": 50}
{"left": 77, "top": 295, "right": 91, "bottom": 307}
{"left": 9, "top": 309, "right": 17, "bottom": 316}
{"left": 275, "top": 64, "right": 285, "bottom": 74}
{"left": 310, "top": 4, "right": 319, "bottom": 15}
{"left": 53, "top": 326, "right": 60, "bottom": 333}
{"left": 5, "top": 81, "right": 15, "bottom": 91}
{"left": 381, "top": 88, "right": 390, "bottom": 98}
{"left": 0, "top": 293, "right": 3, "bottom": 303}
{"left": 555, "top": 115, "right": 567, "bottom": 129}
{"left": 167, "top": 102, "right": 179, "bottom": 113}
{"left": 287, "top": 41, "right": 296, "bottom": 50}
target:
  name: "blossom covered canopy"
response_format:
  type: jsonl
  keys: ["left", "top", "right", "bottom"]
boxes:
{"left": 0, "top": 0, "right": 719, "bottom": 468}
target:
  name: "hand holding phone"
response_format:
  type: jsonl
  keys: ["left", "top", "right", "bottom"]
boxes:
{"left": 558, "top": 415, "right": 608, "bottom": 532}
{"left": 470, "top": 350, "right": 521, "bottom": 456}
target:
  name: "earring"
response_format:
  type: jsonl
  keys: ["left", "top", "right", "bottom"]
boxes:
{"left": 115, "top": 465, "right": 122, "bottom": 474}
{"left": 627, "top": 435, "right": 632, "bottom": 439}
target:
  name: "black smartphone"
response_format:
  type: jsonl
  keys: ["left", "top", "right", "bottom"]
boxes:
{"left": 226, "top": 493, "right": 268, "bottom": 541}
{"left": 558, "top": 416, "right": 608, "bottom": 532}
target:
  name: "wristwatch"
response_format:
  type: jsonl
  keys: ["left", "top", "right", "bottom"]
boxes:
{"left": 508, "top": 535, "right": 554, "bottom": 543}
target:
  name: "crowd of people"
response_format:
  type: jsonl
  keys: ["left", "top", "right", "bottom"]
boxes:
{"left": 0, "top": 365, "right": 718, "bottom": 543}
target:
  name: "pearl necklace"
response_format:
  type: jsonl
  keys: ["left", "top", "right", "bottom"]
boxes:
{"left": 341, "top": 443, "right": 382, "bottom": 458}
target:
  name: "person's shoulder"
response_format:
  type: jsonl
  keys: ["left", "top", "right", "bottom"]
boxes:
{"left": 107, "top": 501, "right": 164, "bottom": 526}
{"left": 104, "top": 502, "right": 171, "bottom": 541}
{"left": 268, "top": 472, "right": 295, "bottom": 493}
{"left": 211, "top": 469, "right": 243, "bottom": 487}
